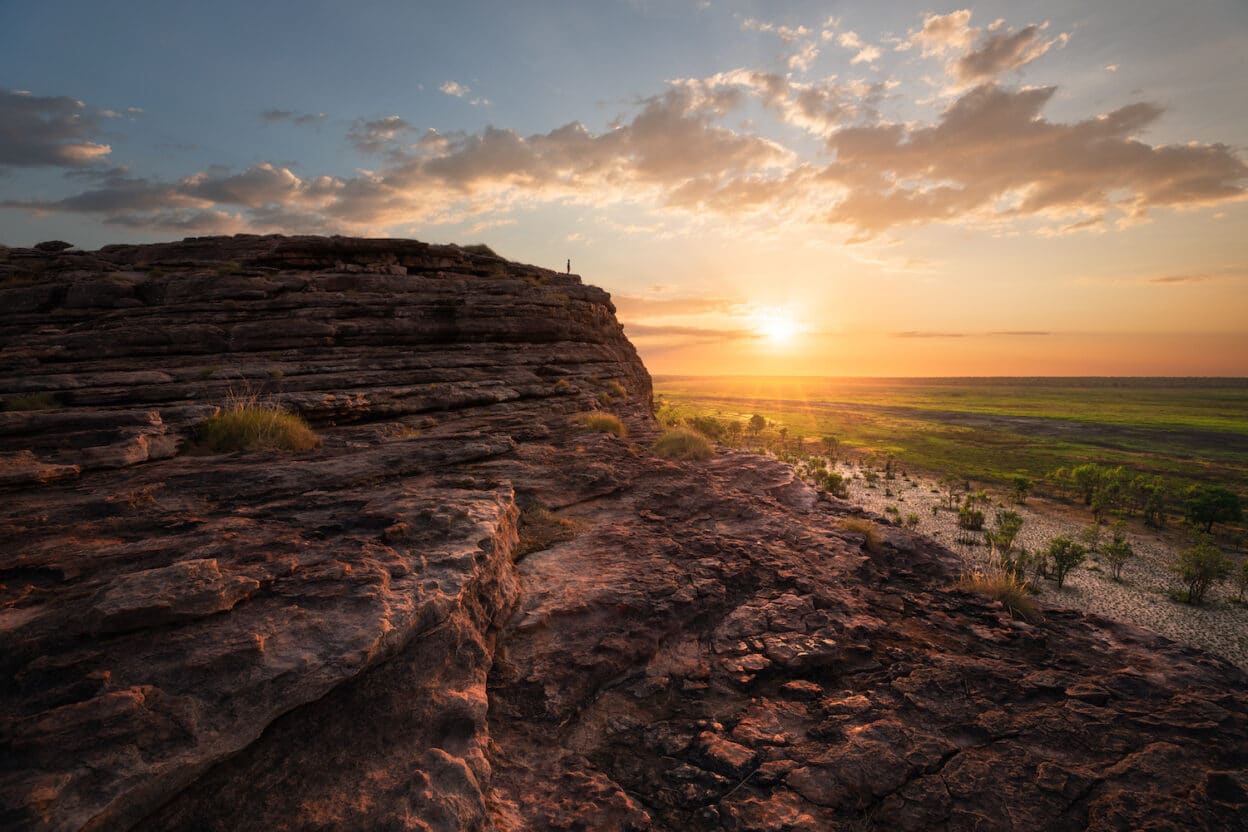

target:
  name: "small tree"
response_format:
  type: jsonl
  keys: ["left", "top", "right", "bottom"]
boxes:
{"left": 817, "top": 470, "right": 849, "bottom": 499}
{"left": 821, "top": 435, "right": 839, "bottom": 460}
{"left": 1172, "top": 537, "right": 1232, "bottom": 604}
{"left": 1046, "top": 537, "right": 1087, "bottom": 589}
{"left": 957, "top": 505, "right": 985, "bottom": 531}
{"left": 1011, "top": 475, "right": 1032, "bottom": 505}
{"left": 939, "top": 475, "right": 964, "bottom": 510}
{"left": 726, "top": 420, "right": 743, "bottom": 445}
{"left": 1102, "top": 538, "right": 1133, "bottom": 581}
{"left": 987, "top": 511, "right": 1026, "bottom": 581}
{"left": 1183, "top": 485, "right": 1243, "bottom": 534}
{"left": 986, "top": 511, "right": 1024, "bottom": 558}
{"left": 747, "top": 413, "right": 766, "bottom": 436}
{"left": 1234, "top": 560, "right": 1248, "bottom": 602}
{"left": 1077, "top": 524, "right": 1102, "bottom": 553}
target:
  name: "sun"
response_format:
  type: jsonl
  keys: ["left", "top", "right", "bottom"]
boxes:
{"left": 752, "top": 309, "right": 802, "bottom": 345}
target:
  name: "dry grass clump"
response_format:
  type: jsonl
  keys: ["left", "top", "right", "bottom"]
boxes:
{"left": 573, "top": 412, "right": 628, "bottom": 438}
{"left": 515, "top": 506, "right": 586, "bottom": 559}
{"left": 955, "top": 570, "right": 1038, "bottom": 621}
{"left": 197, "top": 397, "right": 319, "bottom": 452}
{"left": 2, "top": 392, "right": 58, "bottom": 411}
{"left": 839, "top": 518, "right": 883, "bottom": 553}
{"left": 608, "top": 380, "right": 627, "bottom": 398}
{"left": 382, "top": 422, "right": 422, "bottom": 440}
{"left": 653, "top": 427, "right": 714, "bottom": 461}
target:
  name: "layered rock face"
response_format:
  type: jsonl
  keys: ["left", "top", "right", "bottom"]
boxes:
{"left": 1, "top": 236, "right": 1245, "bottom": 831}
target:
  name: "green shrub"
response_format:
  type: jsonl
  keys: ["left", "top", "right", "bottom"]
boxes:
{"left": 196, "top": 400, "right": 319, "bottom": 452}
{"left": 573, "top": 412, "right": 628, "bottom": 438}
{"left": 653, "top": 427, "right": 713, "bottom": 460}
{"left": 955, "top": 571, "right": 1037, "bottom": 621}
{"left": 816, "top": 470, "right": 849, "bottom": 498}
{"left": 1045, "top": 537, "right": 1087, "bottom": 588}
{"left": 1234, "top": 559, "right": 1248, "bottom": 602}
{"left": 2, "top": 392, "right": 58, "bottom": 411}
{"left": 1102, "top": 538, "right": 1133, "bottom": 581}
{"left": 686, "top": 414, "right": 727, "bottom": 440}
{"left": 957, "top": 506, "right": 985, "bottom": 531}
{"left": 462, "top": 243, "right": 498, "bottom": 257}
{"left": 1171, "top": 537, "right": 1232, "bottom": 604}
{"left": 1182, "top": 485, "right": 1243, "bottom": 534}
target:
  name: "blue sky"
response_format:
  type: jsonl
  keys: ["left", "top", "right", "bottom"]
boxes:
{"left": 2, "top": 1, "right": 1246, "bottom": 374}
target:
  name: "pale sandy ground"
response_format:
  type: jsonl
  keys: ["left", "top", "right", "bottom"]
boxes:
{"left": 824, "top": 460, "right": 1248, "bottom": 670}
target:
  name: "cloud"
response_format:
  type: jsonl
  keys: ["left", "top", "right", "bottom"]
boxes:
{"left": 1144, "top": 268, "right": 1246, "bottom": 285}
{"left": 8, "top": 87, "right": 794, "bottom": 233}
{"left": 678, "top": 69, "right": 887, "bottom": 136}
{"left": 740, "top": 18, "right": 810, "bottom": 44}
{"left": 894, "top": 330, "right": 1051, "bottom": 338}
{"left": 901, "top": 11, "right": 1067, "bottom": 87}
{"left": 836, "top": 31, "right": 880, "bottom": 65}
{"left": 787, "top": 42, "right": 819, "bottom": 71}
{"left": 0, "top": 88, "right": 112, "bottom": 168}
{"left": 953, "top": 24, "right": 1067, "bottom": 84}
{"left": 440, "top": 81, "right": 469, "bottom": 97}
{"left": 821, "top": 84, "right": 1248, "bottom": 235}
{"left": 893, "top": 330, "right": 966, "bottom": 338}
{"left": 902, "top": 10, "right": 975, "bottom": 56}
{"left": 614, "top": 294, "right": 741, "bottom": 317}
{"left": 261, "top": 109, "right": 328, "bottom": 127}
{"left": 347, "top": 115, "right": 415, "bottom": 154}
{"left": 623, "top": 322, "right": 759, "bottom": 340}
{"left": 9, "top": 45, "right": 1245, "bottom": 241}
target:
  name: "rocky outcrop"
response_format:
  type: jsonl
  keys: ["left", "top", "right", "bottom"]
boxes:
{"left": 1, "top": 236, "right": 1245, "bottom": 831}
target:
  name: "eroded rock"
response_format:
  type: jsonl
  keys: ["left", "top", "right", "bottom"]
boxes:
{"left": 1, "top": 236, "right": 1244, "bottom": 832}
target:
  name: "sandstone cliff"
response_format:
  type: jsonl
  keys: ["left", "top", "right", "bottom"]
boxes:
{"left": 1, "top": 237, "right": 1245, "bottom": 831}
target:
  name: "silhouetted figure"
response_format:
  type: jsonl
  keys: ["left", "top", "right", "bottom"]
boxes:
{"left": 566, "top": 259, "right": 571, "bottom": 274}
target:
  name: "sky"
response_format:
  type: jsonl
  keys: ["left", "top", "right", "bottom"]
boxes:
{"left": 2, "top": 0, "right": 1246, "bottom": 376}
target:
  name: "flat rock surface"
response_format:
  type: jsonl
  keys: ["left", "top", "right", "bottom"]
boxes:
{"left": 1, "top": 236, "right": 1245, "bottom": 831}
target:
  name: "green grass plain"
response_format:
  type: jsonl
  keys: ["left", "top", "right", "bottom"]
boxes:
{"left": 653, "top": 376, "right": 1248, "bottom": 493}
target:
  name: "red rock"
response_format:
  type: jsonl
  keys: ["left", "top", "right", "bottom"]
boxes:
{"left": 1, "top": 235, "right": 1245, "bottom": 832}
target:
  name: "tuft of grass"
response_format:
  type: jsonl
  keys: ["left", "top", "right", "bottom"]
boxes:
{"left": 597, "top": 391, "right": 613, "bottom": 406}
{"left": 555, "top": 378, "right": 572, "bottom": 391}
{"left": 955, "top": 570, "right": 1038, "bottom": 621}
{"left": 608, "top": 380, "right": 627, "bottom": 398}
{"left": 2, "top": 392, "right": 59, "bottom": 411}
{"left": 196, "top": 398, "right": 320, "bottom": 452}
{"left": 839, "top": 518, "right": 883, "bottom": 553}
{"left": 382, "top": 423, "right": 422, "bottom": 440}
{"left": 514, "top": 506, "right": 586, "bottom": 559}
{"left": 573, "top": 412, "right": 628, "bottom": 438}
{"left": 653, "top": 427, "right": 714, "bottom": 461}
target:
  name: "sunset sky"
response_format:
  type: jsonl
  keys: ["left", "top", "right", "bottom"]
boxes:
{"left": 2, "top": 1, "right": 1245, "bottom": 376}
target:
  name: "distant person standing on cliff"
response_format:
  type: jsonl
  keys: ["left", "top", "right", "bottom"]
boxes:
{"left": 566, "top": 259, "right": 571, "bottom": 274}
